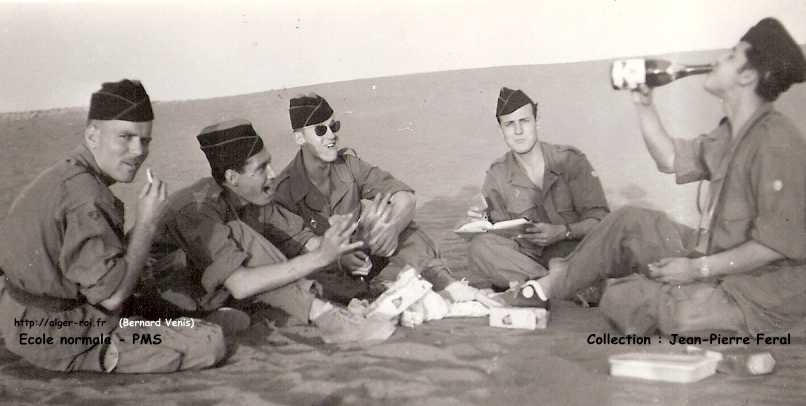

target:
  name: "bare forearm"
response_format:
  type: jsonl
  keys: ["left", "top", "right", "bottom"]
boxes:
{"left": 635, "top": 104, "right": 676, "bottom": 173}
{"left": 225, "top": 251, "right": 329, "bottom": 299}
{"left": 696, "top": 240, "right": 785, "bottom": 278}
{"left": 101, "top": 222, "right": 156, "bottom": 311}
{"left": 389, "top": 191, "right": 416, "bottom": 234}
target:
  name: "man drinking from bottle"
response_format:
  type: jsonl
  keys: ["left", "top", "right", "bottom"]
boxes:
{"left": 520, "top": 18, "right": 806, "bottom": 336}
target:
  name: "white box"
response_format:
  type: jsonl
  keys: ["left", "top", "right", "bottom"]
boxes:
{"left": 366, "top": 267, "right": 432, "bottom": 319}
{"left": 488, "top": 307, "right": 549, "bottom": 330}
{"left": 609, "top": 352, "right": 719, "bottom": 383}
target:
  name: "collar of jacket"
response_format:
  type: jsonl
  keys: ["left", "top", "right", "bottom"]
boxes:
{"left": 282, "top": 149, "right": 355, "bottom": 210}
{"left": 504, "top": 142, "right": 563, "bottom": 192}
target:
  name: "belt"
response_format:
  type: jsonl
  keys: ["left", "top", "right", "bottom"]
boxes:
{"left": 3, "top": 277, "right": 84, "bottom": 312}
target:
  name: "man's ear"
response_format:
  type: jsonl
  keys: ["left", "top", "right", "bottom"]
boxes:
{"left": 293, "top": 130, "right": 305, "bottom": 146}
{"left": 738, "top": 66, "right": 760, "bottom": 88}
{"left": 224, "top": 168, "right": 239, "bottom": 187}
{"left": 84, "top": 123, "right": 100, "bottom": 149}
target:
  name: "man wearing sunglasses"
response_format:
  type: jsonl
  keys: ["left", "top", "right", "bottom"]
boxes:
{"left": 144, "top": 119, "right": 397, "bottom": 344}
{"left": 273, "top": 93, "right": 478, "bottom": 302}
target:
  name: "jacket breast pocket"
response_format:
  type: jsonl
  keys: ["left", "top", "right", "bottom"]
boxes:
{"left": 505, "top": 189, "right": 539, "bottom": 218}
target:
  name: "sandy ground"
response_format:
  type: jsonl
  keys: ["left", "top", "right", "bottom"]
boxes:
{"left": 2, "top": 51, "right": 806, "bottom": 405}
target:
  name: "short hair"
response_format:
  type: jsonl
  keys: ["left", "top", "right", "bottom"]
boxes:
{"left": 211, "top": 160, "right": 248, "bottom": 185}
{"left": 744, "top": 46, "right": 789, "bottom": 101}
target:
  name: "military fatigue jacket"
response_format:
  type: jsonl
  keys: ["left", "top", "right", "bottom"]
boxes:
{"left": 673, "top": 103, "right": 806, "bottom": 332}
{"left": 482, "top": 142, "right": 609, "bottom": 229}
{"left": 273, "top": 150, "right": 414, "bottom": 235}
{"left": 153, "top": 178, "right": 315, "bottom": 309}
{"left": 0, "top": 145, "right": 126, "bottom": 368}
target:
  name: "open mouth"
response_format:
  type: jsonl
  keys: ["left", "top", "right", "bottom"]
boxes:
{"left": 325, "top": 141, "right": 337, "bottom": 149}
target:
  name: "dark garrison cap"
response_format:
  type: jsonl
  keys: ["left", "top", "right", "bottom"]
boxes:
{"left": 88, "top": 79, "right": 154, "bottom": 122}
{"left": 289, "top": 93, "right": 334, "bottom": 130}
{"left": 496, "top": 87, "right": 536, "bottom": 118}
{"left": 197, "top": 119, "right": 264, "bottom": 173}
{"left": 741, "top": 18, "right": 806, "bottom": 92}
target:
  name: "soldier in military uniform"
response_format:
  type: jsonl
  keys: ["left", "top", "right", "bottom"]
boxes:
{"left": 0, "top": 80, "right": 226, "bottom": 372}
{"left": 148, "top": 119, "right": 396, "bottom": 344}
{"left": 273, "top": 94, "right": 479, "bottom": 302}
{"left": 467, "top": 87, "right": 609, "bottom": 298}
{"left": 523, "top": 18, "right": 806, "bottom": 336}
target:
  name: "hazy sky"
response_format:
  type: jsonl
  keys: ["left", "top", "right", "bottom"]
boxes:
{"left": 2, "top": 0, "right": 805, "bottom": 112}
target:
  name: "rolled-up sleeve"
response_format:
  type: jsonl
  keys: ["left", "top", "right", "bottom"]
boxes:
{"left": 259, "top": 204, "right": 316, "bottom": 257}
{"left": 350, "top": 156, "right": 414, "bottom": 199}
{"left": 174, "top": 207, "right": 249, "bottom": 293}
{"left": 60, "top": 201, "right": 127, "bottom": 304}
{"left": 672, "top": 136, "right": 709, "bottom": 184}
{"left": 567, "top": 153, "right": 609, "bottom": 221}
{"left": 750, "top": 142, "right": 806, "bottom": 260}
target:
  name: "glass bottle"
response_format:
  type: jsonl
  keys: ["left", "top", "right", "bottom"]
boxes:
{"left": 611, "top": 58, "right": 713, "bottom": 90}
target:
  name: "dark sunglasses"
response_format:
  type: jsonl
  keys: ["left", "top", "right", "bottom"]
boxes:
{"left": 314, "top": 120, "right": 340, "bottom": 137}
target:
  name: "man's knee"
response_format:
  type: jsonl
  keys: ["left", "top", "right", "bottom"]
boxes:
{"left": 468, "top": 233, "right": 509, "bottom": 263}
{"left": 397, "top": 227, "right": 439, "bottom": 258}
{"left": 608, "top": 206, "right": 662, "bottom": 227}
{"left": 189, "top": 324, "right": 227, "bottom": 369}
{"left": 656, "top": 286, "right": 745, "bottom": 335}
{"left": 599, "top": 275, "right": 663, "bottom": 335}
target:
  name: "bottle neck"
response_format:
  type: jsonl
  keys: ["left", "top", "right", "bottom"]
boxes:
{"left": 681, "top": 64, "right": 713, "bottom": 75}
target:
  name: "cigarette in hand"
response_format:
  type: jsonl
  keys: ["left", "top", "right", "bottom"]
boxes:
{"left": 146, "top": 168, "right": 154, "bottom": 184}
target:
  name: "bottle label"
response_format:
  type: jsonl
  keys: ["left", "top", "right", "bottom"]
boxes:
{"left": 611, "top": 59, "right": 646, "bottom": 90}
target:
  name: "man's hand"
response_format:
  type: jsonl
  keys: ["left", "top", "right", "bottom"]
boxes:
{"left": 631, "top": 84, "right": 654, "bottom": 106}
{"left": 360, "top": 193, "right": 393, "bottom": 230}
{"left": 359, "top": 193, "right": 399, "bottom": 257}
{"left": 135, "top": 169, "right": 168, "bottom": 229}
{"left": 339, "top": 250, "right": 372, "bottom": 276}
{"left": 466, "top": 194, "right": 489, "bottom": 222}
{"left": 318, "top": 215, "right": 364, "bottom": 265}
{"left": 647, "top": 257, "right": 698, "bottom": 284}
{"left": 515, "top": 223, "right": 565, "bottom": 246}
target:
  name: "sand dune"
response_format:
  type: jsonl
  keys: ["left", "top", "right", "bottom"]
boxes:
{"left": 2, "top": 49, "right": 806, "bottom": 405}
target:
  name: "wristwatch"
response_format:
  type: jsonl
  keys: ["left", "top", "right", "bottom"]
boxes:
{"left": 563, "top": 223, "right": 573, "bottom": 240}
